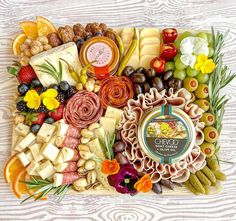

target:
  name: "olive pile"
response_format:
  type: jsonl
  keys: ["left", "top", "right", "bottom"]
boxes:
{"left": 122, "top": 66, "right": 183, "bottom": 98}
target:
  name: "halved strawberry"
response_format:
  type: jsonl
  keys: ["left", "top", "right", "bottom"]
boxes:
{"left": 49, "top": 104, "right": 65, "bottom": 121}
{"left": 24, "top": 112, "right": 47, "bottom": 125}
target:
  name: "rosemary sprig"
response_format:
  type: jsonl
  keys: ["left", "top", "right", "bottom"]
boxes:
{"left": 99, "top": 132, "right": 116, "bottom": 160}
{"left": 20, "top": 176, "right": 71, "bottom": 204}
{"left": 209, "top": 27, "right": 236, "bottom": 161}
{"left": 36, "top": 59, "right": 63, "bottom": 83}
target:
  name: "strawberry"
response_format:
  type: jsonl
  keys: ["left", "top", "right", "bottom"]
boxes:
{"left": 24, "top": 112, "right": 47, "bottom": 126}
{"left": 49, "top": 104, "right": 65, "bottom": 121}
{"left": 7, "top": 63, "right": 37, "bottom": 84}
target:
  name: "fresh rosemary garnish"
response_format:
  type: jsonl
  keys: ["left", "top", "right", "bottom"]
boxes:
{"left": 99, "top": 132, "right": 116, "bottom": 160}
{"left": 36, "top": 59, "right": 63, "bottom": 83}
{"left": 20, "top": 176, "right": 71, "bottom": 204}
{"left": 209, "top": 28, "right": 236, "bottom": 162}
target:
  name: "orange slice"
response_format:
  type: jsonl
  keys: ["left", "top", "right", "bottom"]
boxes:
{"left": 36, "top": 16, "right": 57, "bottom": 36}
{"left": 4, "top": 154, "right": 24, "bottom": 183}
{"left": 12, "top": 169, "right": 27, "bottom": 198}
{"left": 12, "top": 33, "right": 27, "bottom": 55}
{"left": 20, "top": 21, "right": 38, "bottom": 39}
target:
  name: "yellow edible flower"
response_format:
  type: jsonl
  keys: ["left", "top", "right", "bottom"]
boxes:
{"left": 40, "top": 88, "right": 60, "bottom": 111}
{"left": 194, "top": 54, "right": 216, "bottom": 74}
{"left": 23, "top": 90, "right": 41, "bottom": 109}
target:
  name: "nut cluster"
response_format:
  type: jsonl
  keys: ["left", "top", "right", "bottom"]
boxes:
{"left": 76, "top": 78, "right": 101, "bottom": 93}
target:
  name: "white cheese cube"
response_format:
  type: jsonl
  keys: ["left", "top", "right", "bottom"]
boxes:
{"left": 14, "top": 136, "right": 24, "bottom": 152}
{"left": 25, "top": 150, "right": 34, "bottom": 162}
{"left": 18, "top": 133, "right": 36, "bottom": 150}
{"left": 26, "top": 161, "right": 40, "bottom": 176}
{"left": 37, "top": 160, "right": 56, "bottom": 179}
{"left": 94, "top": 127, "right": 106, "bottom": 141}
{"left": 41, "top": 143, "right": 59, "bottom": 161}
{"left": 29, "top": 143, "right": 44, "bottom": 162}
{"left": 99, "top": 117, "right": 116, "bottom": 136}
{"left": 37, "top": 123, "right": 56, "bottom": 143}
{"left": 53, "top": 173, "right": 64, "bottom": 187}
{"left": 53, "top": 147, "right": 74, "bottom": 165}
{"left": 17, "top": 152, "right": 30, "bottom": 167}
{"left": 15, "top": 123, "right": 30, "bottom": 137}
{"left": 105, "top": 106, "right": 124, "bottom": 125}
{"left": 87, "top": 138, "right": 106, "bottom": 160}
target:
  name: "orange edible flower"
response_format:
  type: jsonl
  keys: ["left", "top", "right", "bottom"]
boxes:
{"left": 134, "top": 174, "right": 152, "bottom": 193}
{"left": 101, "top": 159, "right": 120, "bottom": 175}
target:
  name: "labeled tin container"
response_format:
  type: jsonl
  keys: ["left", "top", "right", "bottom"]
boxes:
{"left": 138, "top": 105, "right": 196, "bottom": 164}
{"left": 79, "top": 36, "right": 120, "bottom": 79}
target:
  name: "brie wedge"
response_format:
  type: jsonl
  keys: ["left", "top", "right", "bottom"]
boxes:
{"left": 53, "top": 147, "right": 74, "bottom": 165}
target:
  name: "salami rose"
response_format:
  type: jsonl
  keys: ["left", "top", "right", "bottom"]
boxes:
{"left": 64, "top": 90, "right": 103, "bottom": 128}
{"left": 98, "top": 76, "right": 134, "bottom": 108}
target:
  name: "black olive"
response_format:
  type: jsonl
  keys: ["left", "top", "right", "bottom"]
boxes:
{"left": 136, "top": 67, "right": 146, "bottom": 73}
{"left": 59, "top": 81, "right": 70, "bottom": 92}
{"left": 151, "top": 77, "right": 164, "bottom": 91}
{"left": 113, "top": 141, "right": 126, "bottom": 153}
{"left": 130, "top": 73, "right": 146, "bottom": 84}
{"left": 145, "top": 68, "right": 156, "bottom": 78}
{"left": 115, "top": 153, "right": 129, "bottom": 165}
{"left": 152, "top": 182, "right": 163, "bottom": 194}
{"left": 133, "top": 84, "right": 143, "bottom": 97}
{"left": 163, "top": 70, "right": 174, "bottom": 81}
{"left": 142, "top": 82, "right": 150, "bottom": 93}
{"left": 122, "top": 66, "right": 135, "bottom": 77}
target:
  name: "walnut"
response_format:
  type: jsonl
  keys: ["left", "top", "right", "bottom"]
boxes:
{"left": 47, "top": 32, "right": 62, "bottom": 47}
{"left": 104, "top": 30, "right": 117, "bottom": 44}
{"left": 58, "top": 25, "right": 75, "bottom": 43}
{"left": 99, "top": 23, "right": 107, "bottom": 31}
{"left": 73, "top": 23, "right": 85, "bottom": 35}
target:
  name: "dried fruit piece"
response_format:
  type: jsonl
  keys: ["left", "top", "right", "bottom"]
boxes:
{"left": 36, "top": 16, "right": 57, "bottom": 36}
{"left": 20, "top": 21, "right": 38, "bottom": 39}
{"left": 12, "top": 33, "right": 27, "bottom": 55}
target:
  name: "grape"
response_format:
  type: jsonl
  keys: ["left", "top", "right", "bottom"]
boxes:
{"left": 186, "top": 66, "right": 200, "bottom": 77}
{"left": 183, "top": 77, "right": 198, "bottom": 92}
{"left": 174, "top": 53, "right": 181, "bottom": 62}
{"left": 174, "top": 31, "right": 193, "bottom": 49}
{"left": 196, "top": 73, "right": 209, "bottom": 83}
{"left": 196, "top": 32, "right": 208, "bottom": 41}
{"left": 174, "top": 69, "right": 186, "bottom": 80}
{"left": 165, "top": 61, "right": 175, "bottom": 72}
{"left": 208, "top": 47, "right": 214, "bottom": 58}
{"left": 174, "top": 39, "right": 181, "bottom": 49}
{"left": 175, "top": 57, "right": 187, "bottom": 70}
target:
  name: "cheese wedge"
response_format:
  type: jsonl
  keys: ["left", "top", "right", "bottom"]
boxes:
{"left": 37, "top": 123, "right": 56, "bottom": 143}
{"left": 140, "top": 44, "right": 160, "bottom": 57}
{"left": 99, "top": 117, "right": 117, "bottom": 136}
{"left": 94, "top": 127, "right": 106, "bottom": 141}
{"left": 139, "top": 55, "right": 157, "bottom": 69}
{"left": 37, "top": 160, "right": 56, "bottom": 179}
{"left": 26, "top": 161, "right": 41, "bottom": 176}
{"left": 29, "top": 143, "right": 44, "bottom": 162}
{"left": 30, "top": 42, "right": 82, "bottom": 87}
{"left": 17, "top": 152, "right": 30, "bottom": 167}
{"left": 18, "top": 133, "right": 36, "bottom": 150}
{"left": 87, "top": 138, "right": 106, "bottom": 160}
{"left": 41, "top": 143, "right": 60, "bottom": 162}
{"left": 105, "top": 106, "right": 124, "bottom": 125}
{"left": 140, "top": 28, "right": 160, "bottom": 40}
{"left": 15, "top": 123, "right": 30, "bottom": 137}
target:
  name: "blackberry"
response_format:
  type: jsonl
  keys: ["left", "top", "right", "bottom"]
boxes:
{"left": 66, "top": 86, "right": 78, "bottom": 99}
{"left": 16, "top": 101, "right": 28, "bottom": 112}
{"left": 50, "top": 84, "right": 59, "bottom": 91}
{"left": 56, "top": 92, "right": 65, "bottom": 103}
{"left": 38, "top": 87, "right": 47, "bottom": 94}
{"left": 37, "top": 104, "right": 49, "bottom": 113}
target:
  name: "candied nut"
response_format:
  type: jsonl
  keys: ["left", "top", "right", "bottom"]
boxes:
{"left": 87, "top": 170, "right": 96, "bottom": 185}
{"left": 93, "top": 84, "right": 101, "bottom": 93}
{"left": 73, "top": 23, "right": 85, "bottom": 36}
{"left": 104, "top": 30, "right": 117, "bottom": 43}
{"left": 24, "top": 38, "right": 33, "bottom": 46}
{"left": 43, "top": 44, "right": 52, "bottom": 51}
{"left": 99, "top": 23, "right": 107, "bottom": 31}
{"left": 78, "top": 144, "right": 90, "bottom": 152}
{"left": 81, "top": 129, "right": 94, "bottom": 138}
{"left": 76, "top": 83, "right": 83, "bottom": 91}
{"left": 81, "top": 137, "right": 90, "bottom": 144}
{"left": 88, "top": 123, "right": 100, "bottom": 131}
{"left": 30, "top": 46, "right": 40, "bottom": 55}
{"left": 84, "top": 81, "right": 94, "bottom": 92}
{"left": 80, "top": 151, "right": 93, "bottom": 160}
{"left": 13, "top": 115, "right": 25, "bottom": 125}
{"left": 39, "top": 45, "right": 44, "bottom": 52}
{"left": 84, "top": 160, "right": 96, "bottom": 170}
{"left": 47, "top": 32, "right": 62, "bottom": 47}
{"left": 77, "top": 158, "right": 86, "bottom": 167}
{"left": 24, "top": 48, "right": 32, "bottom": 57}
{"left": 73, "top": 186, "right": 85, "bottom": 192}
{"left": 20, "top": 56, "right": 30, "bottom": 66}
{"left": 37, "top": 36, "right": 48, "bottom": 45}
{"left": 58, "top": 25, "right": 75, "bottom": 43}
{"left": 32, "top": 40, "right": 42, "bottom": 47}
{"left": 20, "top": 44, "right": 29, "bottom": 51}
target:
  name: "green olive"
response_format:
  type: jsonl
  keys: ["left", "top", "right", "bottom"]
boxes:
{"left": 200, "top": 142, "right": 215, "bottom": 157}
{"left": 183, "top": 77, "right": 198, "bottom": 92}
{"left": 203, "top": 126, "right": 219, "bottom": 143}
{"left": 194, "top": 99, "right": 209, "bottom": 112}
{"left": 195, "top": 84, "right": 209, "bottom": 99}
{"left": 200, "top": 112, "right": 215, "bottom": 126}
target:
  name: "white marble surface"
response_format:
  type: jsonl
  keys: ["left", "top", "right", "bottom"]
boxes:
{"left": 0, "top": 0, "right": 236, "bottom": 220}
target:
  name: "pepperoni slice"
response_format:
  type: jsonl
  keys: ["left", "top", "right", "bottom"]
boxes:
{"left": 64, "top": 90, "right": 103, "bottom": 128}
{"left": 98, "top": 76, "right": 134, "bottom": 108}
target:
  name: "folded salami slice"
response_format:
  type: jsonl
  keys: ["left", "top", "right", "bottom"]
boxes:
{"left": 66, "top": 125, "right": 81, "bottom": 138}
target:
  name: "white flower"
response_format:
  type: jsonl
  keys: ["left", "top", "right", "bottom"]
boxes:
{"left": 180, "top": 37, "right": 209, "bottom": 68}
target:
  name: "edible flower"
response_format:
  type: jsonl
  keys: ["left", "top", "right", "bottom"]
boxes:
{"left": 194, "top": 54, "right": 216, "bottom": 74}
{"left": 134, "top": 174, "right": 152, "bottom": 193}
{"left": 107, "top": 164, "right": 138, "bottom": 194}
{"left": 23, "top": 90, "right": 41, "bottom": 109}
{"left": 102, "top": 159, "right": 120, "bottom": 175}
{"left": 40, "top": 88, "right": 60, "bottom": 111}
{"left": 180, "top": 37, "right": 209, "bottom": 68}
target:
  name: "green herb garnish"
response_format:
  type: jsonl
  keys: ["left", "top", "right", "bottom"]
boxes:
{"left": 99, "top": 132, "right": 116, "bottom": 160}
{"left": 20, "top": 176, "right": 71, "bottom": 204}
{"left": 36, "top": 59, "right": 63, "bottom": 83}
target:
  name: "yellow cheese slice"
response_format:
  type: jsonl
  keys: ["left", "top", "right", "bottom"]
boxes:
{"left": 140, "top": 28, "right": 160, "bottom": 40}
{"left": 140, "top": 44, "right": 160, "bottom": 57}
{"left": 139, "top": 55, "right": 157, "bottom": 69}
{"left": 140, "top": 37, "right": 160, "bottom": 48}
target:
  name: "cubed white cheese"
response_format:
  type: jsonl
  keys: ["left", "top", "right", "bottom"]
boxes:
{"left": 26, "top": 161, "right": 41, "bottom": 176}
{"left": 87, "top": 138, "right": 106, "bottom": 160}
{"left": 29, "top": 143, "right": 44, "bottom": 162}
{"left": 99, "top": 117, "right": 116, "bottom": 136}
{"left": 41, "top": 143, "right": 60, "bottom": 161}
{"left": 15, "top": 123, "right": 30, "bottom": 137}
{"left": 105, "top": 106, "right": 124, "bottom": 125}
{"left": 18, "top": 133, "right": 36, "bottom": 150}
{"left": 25, "top": 150, "right": 34, "bottom": 162}
{"left": 17, "top": 152, "right": 30, "bottom": 167}
{"left": 37, "top": 160, "right": 56, "bottom": 179}
{"left": 53, "top": 173, "right": 64, "bottom": 187}
{"left": 53, "top": 147, "right": 74, "bottom": 165}
{"left": 14, "top": 136, "right": 24, "bottom": 152}
{"left": 37, "top": 123, "right": 56, "bottom": 143}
